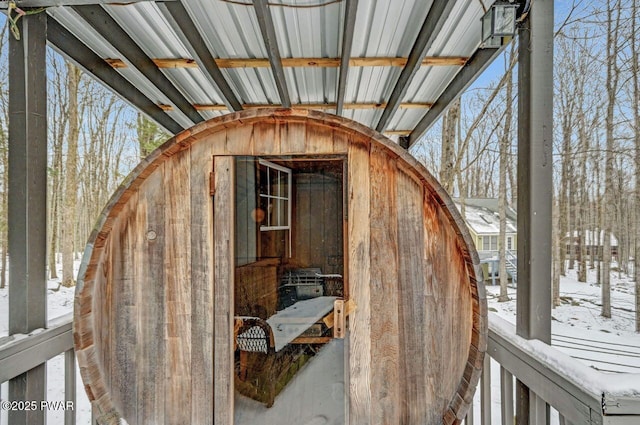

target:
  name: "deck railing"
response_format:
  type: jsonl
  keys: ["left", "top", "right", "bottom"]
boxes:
{"left": 464, "top": 313, "right": 640, "bottom": 425}
{"left": 0, "top": 313, "right": 76, "bottom": 425}
{"left": 2, "top": 312, "right": 640, "bottom": 425}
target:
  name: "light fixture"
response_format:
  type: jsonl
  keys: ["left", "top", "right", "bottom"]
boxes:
{"left": 481, "top": 2, "right": 519, "bottom": 48}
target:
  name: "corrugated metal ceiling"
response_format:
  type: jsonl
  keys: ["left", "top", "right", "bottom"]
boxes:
{"left": 45, "top": 0, "right": 506, "bottom": 145}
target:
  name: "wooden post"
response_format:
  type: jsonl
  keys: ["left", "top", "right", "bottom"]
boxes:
{"left": 516, "top": 1, "right": 554, "bottom": 424}
{"left": 8, "top": 12, "right": 48, "bottom": 425}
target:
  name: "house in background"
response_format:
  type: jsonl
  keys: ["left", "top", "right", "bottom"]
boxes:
{"left": 454, "top": 198, "right": 518, "bottom": 284}
{"left": 565, "top": 230, "right": 619, "bottom": 261}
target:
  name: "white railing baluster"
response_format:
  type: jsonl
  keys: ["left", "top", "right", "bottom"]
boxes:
{"left": 481, "top": 355, "right": 491, "bottom": 425}
{"left": 64, "top": 349, "right": 76, "bottom": 425}
{"left": 530, "top": 390, "right": 550, "bottom": 424}
{"left": 500, "top": 366, "right": 514, "bottom": 425}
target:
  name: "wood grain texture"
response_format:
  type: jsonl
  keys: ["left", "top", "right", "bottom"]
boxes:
{"left": 348, "top": 141, "right": 372, "bottom": 424}
{"left": 136, "top": 171, "right": 165, "bottom": 425}
{"left": 279, "top": 121, "right": 307, "bottom": 154}
{"left": 235, "top": 264, "right": 278, "bottom": 317}
{"left": 213, "top": 156, "right": 235, "bottom": 425}
{"left": 110, "top": 191, "right": 139, "bottom": 422}
{"left": 73, "top": 109, "right": 485, "bottom": 424}
{"left": 252, "top": 121, "right": 280, "bottom": 155}
{"left": 369, "top": 146, "right": 401, "bottom": 423}
{"left": 190, "top": 141, "right": 215, "bottom": 424}
{"left": 164, "top": 148, "right": 193, "bottom": 425}
{"left": 396, "top": 170, "right": 437, "bottom": 424}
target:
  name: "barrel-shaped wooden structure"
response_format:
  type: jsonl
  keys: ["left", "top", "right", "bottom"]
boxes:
{"left": 74, "top": 109, "right": 487, "bottom": 425}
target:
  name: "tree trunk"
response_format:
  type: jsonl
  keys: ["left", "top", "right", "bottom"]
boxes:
{"left": 440, "top": 99, "right": 459, "bottom": 193}
{"left": 552, "top": 197, "right": 561, "bottom": 307}
{"left": 498, "top": 46, "right": 514, "bottom": 302}
{"left": 61, "top": 64, "right": 82, "bottom": 287}
{"left": 601, "top": 0, "right": 621, "bottom": 318}
{"left": 632, "top": 0, "right": 640, "bottom": 332}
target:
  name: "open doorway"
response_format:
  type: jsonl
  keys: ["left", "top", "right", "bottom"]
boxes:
{"left": 232, "top": 156, "right": 348, "bottom": 424}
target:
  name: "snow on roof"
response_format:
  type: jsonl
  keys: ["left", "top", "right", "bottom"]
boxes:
{"left": 454, "top": 201, "right": 517, "bottom": 235}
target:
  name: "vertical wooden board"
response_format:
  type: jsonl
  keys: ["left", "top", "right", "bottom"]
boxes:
{"left": 164, "top": 149, "right": 193, "bottom": 424}
{"left": 136, "top": 170, "right": 166, "bottom": 425}
{"left": 332, "top": 129, "right": 349, "bottom": 154}
{"left": 279, "top": 121, "right": 307, "bottom": 154}
{"left": 347, "top": 142, "right": 372, "bottom": 424}
{"left": 306, "top": 123, "right": 333, "bottom": 154}
{"left": 95, "top": 240, "right": 112, "bottom": 399}
{"left": 368, "top": 147, "right": 401, "bottom": 423}
{"left": 396, "top": 171, "right": 440, "bottom": 425}
{"left": 190, "top": 141, "right": 215, "bottom": 424}
{"left": 436, "top": 216, "right": 473, "bottom": 406}
{"left": 199, "top": 129, "right": 231, "bottom": 156}
{"left": 110, "top": 193, "right": 139, "bottom": 422}
{"left": 226, "top": 125, "right": 254, "bottom": 155}
{"left": 422, "top": 194, "right": 473, "bottom": 418}
{"left": 294, "top": 174, "right": 312, "bottom": 267}
{"left": 213, "top": 156, "right": 235, "bottom": 425}
{"left": 322, "top": 174, "right": 341, "bottom": 274}
{"left": 252, "top": 121, "right": 280, "bottom": 155}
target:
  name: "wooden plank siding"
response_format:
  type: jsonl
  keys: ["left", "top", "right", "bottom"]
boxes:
{"left": 369, "top": 146, "right": 401, "bottom": 423}
{"left": 73, "top": 109, "right": 485, "bottom": 425}
{"left": 213, "top": 157, "right": 235, "bottom": 425}
{"left": 190, "top": 140, "right": 215, "bottom": 424}
{"left": 347, "top": 139, "right": 373, "bottom": 424}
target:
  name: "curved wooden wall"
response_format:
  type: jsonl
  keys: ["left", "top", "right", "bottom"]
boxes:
{"left": 74, "top": 109, "right": 486, "bottom": 425}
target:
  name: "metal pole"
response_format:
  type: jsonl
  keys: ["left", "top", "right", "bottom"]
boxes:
{"left": 8, "top": 11, "right": 48, "bottom": 425}
{"left": 516, "top": 0, "right": 554, "bottom": 423}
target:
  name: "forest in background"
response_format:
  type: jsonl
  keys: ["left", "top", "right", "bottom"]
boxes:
{"left": 0, "top": 1, "right": 638, "bottom": 330}
{"left": 0, "top": 19, "right": 168, "bottom": 291}
{"left": 409, "top": 0, "right": 640, "bottom": 330}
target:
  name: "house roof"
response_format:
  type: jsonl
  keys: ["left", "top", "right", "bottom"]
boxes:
{"left": 6, "top": 0, "right": 512, "bottom": 147}
{"left": 454, "top": 199, "right": 517, "bottom": 235}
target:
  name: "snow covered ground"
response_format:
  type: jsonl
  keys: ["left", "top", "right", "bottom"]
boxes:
{"left": 1, "top": 261, "right": 638, "bottom": 424}
{"left": 486, "top": 265, "right": 640, "bottom": 374}
{"left": 475, "top": 264, "right": 640, "bottom": 424}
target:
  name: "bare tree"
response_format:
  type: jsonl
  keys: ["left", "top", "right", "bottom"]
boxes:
{"left": 0, "top": 21, "right": 8, "bottom": 289}
{"left": 440, "top": 99, "right": 460, "bottom": 193}
{"left": 632, "top": 0, "right": 640, "bottom": 332}
{"left": 61, "top": 63, "right": 82, "bottom": 287}
{"left": 498, "top": 43, "right": 515, "bottom": 302}
{"left": 601, "top": 0, "right": 624, "bottom": 318}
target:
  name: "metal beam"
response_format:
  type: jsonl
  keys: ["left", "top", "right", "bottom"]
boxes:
{"left": 158, "top": 1, "right": 243, "bottom": 112}
{"left": 515, "top": 0, "right": 553, "bottom": 347}
{"left": 1, "top": 0, "right": 176, "bottom": 7}
{"left": 253, "top": 0, "right": 291, "bottom": 108}
{"left": 8, "top": 12, "right": 48, "bottom": 424}
{"left": 336, "top": 0, "right": 358, "bottom": 116}
{"left": 158, "top": 101, "right": 432, "bottom": 111}
{"left": 375, "top": 0, "right": 456, "bottom": 133}
{"left": 47, "top": 16, "right": 184, "bottom": 135}
{"left": 72, "top": 4, "right": 204, "bottom": 125}
{"left": 408, "top": 47, "right": 502, "bottom": 147}
{"left": 516, "top": 1, "right": 554, "bottom": 423}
